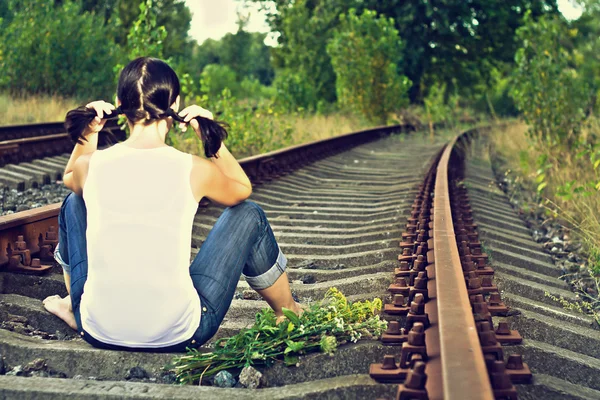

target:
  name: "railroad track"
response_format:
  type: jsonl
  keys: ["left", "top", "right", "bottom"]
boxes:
{"left": 0, "top": 121, "right": 123, "bottom": 189}
{"left": 0, "top": 124, "right": 598, "bottom": 399}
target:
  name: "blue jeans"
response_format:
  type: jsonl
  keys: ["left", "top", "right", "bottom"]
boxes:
{"left": 56, "top": 193, "right": 287, "bottom": 352}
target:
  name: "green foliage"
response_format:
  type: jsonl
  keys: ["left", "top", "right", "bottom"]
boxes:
{"left": 123, "top": 0, "right": 166, "bottom": 60}
{"left": 272, "top": 69, "right": 318, "bottom": 112}
{"left": 423, "top": 83, "right": 453, "bottom": 132}
{"left": 182, "top": 30, "right": 274, "bottom": 89}
{"left": 545, "top": 290, "right": 599, "bottom": 325}
{"left": 0, "top": 0, "right": 122, "bottom": 99}
{"left": 200, "top": 64, "right": 239, "bottom": 99}
{"left": 511, "top": 12, "right": 590, "bottom": 146}
{"left": 555, "top": 141, "right": 600, "bottom": 199}
{"left": 326, "top": 9, "right": 410, "bottom": 124}
{"left": 259, "top": 0, "right": 351, "bottom": 104}
{"left": 170, "top": 288, "right": 387, "bottom": 384}
{"left": 80, "top": 0, "right": 191, "bottom": 59}
{"left": 250, "top": 0, "right": 558, "bottom": 103}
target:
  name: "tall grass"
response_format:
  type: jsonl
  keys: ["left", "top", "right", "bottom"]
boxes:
{"left": 0, "top": 93, "right": 370, "bottom": 158}
{"left": 0, "top": 92, "right": 80, "bottom": 125}
{"left": 489, "top": 121, "right": 600, "bottom": 312}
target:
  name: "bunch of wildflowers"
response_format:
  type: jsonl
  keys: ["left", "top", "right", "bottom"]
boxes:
{"left": 170, "top": 288, "right": 387, "bottom": 385}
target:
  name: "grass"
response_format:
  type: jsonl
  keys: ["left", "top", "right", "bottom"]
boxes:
{"left": 488, "top": 120, "right": 600, "bottom": 320}
{"left": 0, "top": 92, "right": 79, "bottom": 125}
{"left": 0, "top": 93, "right": 372, "bottom": 158}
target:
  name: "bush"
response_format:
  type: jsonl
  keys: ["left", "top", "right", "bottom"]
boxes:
{"left": 511, "top": 12, "right": 590, "bottom": 146}
{"left": 326, "top": 9, "right": 410, "bottom": 125}
{"left": 0, "top": 0, "right": 122, "bottom": 99}
{"left": 200, "top": 64, "right": 239, "bottom": 99}
{"left": 273, "top": 69, "right": 318, "bottom": 113}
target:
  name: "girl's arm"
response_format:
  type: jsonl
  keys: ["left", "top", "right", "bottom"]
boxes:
{"left": 63, "top": 132, "right": 98, "bottom": 190}
{"left": 63, "top": 101, "right": 115, "bottom": 191}
{"left": 182, "top": 105, "right": 252, "bottom": 204}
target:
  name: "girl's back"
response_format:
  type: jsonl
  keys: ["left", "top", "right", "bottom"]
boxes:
{"left": 80, "top": 143, "right": 201, "bottom": 347}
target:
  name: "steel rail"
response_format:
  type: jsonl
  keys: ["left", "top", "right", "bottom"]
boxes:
{"left": 431, "top": 132, "right": 494, "bottom": 399}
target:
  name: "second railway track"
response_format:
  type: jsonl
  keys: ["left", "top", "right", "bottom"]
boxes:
{"left": 0, "top": 124, "right": 598, "bottom": 399}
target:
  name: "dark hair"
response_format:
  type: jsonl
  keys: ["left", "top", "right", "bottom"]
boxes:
{"left": 64, "top": 57, "right": 228, "bottom": 158}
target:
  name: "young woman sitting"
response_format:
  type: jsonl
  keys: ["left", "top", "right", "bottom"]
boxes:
{"left": 42, "top": 57, "right": 302, "bottom": 352}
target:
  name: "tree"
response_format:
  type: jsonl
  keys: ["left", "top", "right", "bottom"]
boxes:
{"left": 256, "top": 0, "right": 354, "bottom": 104}
{"left": 183, "top": 24, "right": 275, "bottom": 88}
{"left": 200, "top": 64, "right": 239, "bottom": 98}
{"left": 511, "top": 12, "right": 589, "bottom": 145}
{"left": 571, "top": 1, "right": 600, "bottom": 116}
{"left": 0, "top": 0, "right": 122, "bottom": 99}
{"left": 249, "top": 0, "right": 559, "bottom": 103}
{"left": 327, "top": 9, "right": 410, "bottom": 124}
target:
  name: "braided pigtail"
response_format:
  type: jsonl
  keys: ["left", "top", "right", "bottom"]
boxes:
{"left": 165, "top": 108, "right": 229, "bottom": 158}
{"left": 65, "top": 106, "right": 121, "bottom": 145}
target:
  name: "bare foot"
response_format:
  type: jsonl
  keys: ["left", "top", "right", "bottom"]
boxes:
{"left": 43, "top": 295, "right": 77, "bottom": 330}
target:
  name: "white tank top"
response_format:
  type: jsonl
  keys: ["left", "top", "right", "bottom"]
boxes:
{"left": 80, "top": 143, "right": 201, "bottom": 348}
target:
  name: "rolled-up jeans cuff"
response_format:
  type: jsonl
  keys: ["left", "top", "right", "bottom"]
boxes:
{"left": 54, "top": 243, "right": 71, "bottom": 274}
{"left": 243, "top": 249, "right": 287, "bottom": 290}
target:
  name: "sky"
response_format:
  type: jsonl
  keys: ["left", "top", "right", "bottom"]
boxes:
{"left": 185, "top": 0, "right": 273, "bottom": 44}
{"left": 185, "top": 0, "right": 584, "bottom": 46}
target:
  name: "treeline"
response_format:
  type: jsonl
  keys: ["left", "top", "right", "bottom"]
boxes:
{"left": 1, "top": 0, "right": 599, "bottom": 129}
{"left": 0, "top": 0, "right": 273, "bottom": 101}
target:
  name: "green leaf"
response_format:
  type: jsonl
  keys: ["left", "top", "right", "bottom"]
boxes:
{"left": 536, "top": 173, "right": 546, "bottom": 183}
{"left": 284, "top": 339, "right": 305, "bottom": 353}
{"left": 594, "top": 159, "right": 600, "bottom": 170}
{"left": 284, "top": 354, "right": 299, "bottom": 366}
{"left": 537, "top": 182, "right": 547, "bottom": 192}
{"left": 282, "top": 307, "right": 301, "bottom": 326}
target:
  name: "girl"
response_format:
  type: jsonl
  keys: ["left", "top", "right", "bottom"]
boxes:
{"left": 43, "top": 57, "right": 302, "bottom": 352}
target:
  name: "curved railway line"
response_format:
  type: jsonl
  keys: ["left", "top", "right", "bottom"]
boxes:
{"left": 0, "top": 123, "right": 598, "bottom": 399}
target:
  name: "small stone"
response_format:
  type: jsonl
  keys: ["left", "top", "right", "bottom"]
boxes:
{"left": 6, "top": 365, "right": 24, "bottom": 376}
{"left": 233, "top": 292, "right": 244, "bottom": 300}
{"left": 126, "top": 366, "right": 149, "bottom": 380}
{"left": 242, "top": 290, "right": 260, "bottom": 300}
{"left": 213, "top": 370, "right": 236, "bottom": 388}
{"left": 15, "top": 205, "right": 29, "bottom": 212}
{"left": 23, "top": 358, "right": 46, "bottom": 372}
{"left": 29, "top": 370, "right": 49, "bottom": 378}
{"left": 292, "top": 280, "right": 303, "bottom": 285}
{"left": 12, "top": 324, "right": 31, "bottom": 335}
{"left": 299, "top": 274, "right": 316, "bottom": 284}
{"left": 55, "top": 331, "right": 67, "bottom": 340}
{"left": 50, "top": 371, "right": 67, "bottom": 379}
{"left": 160, "top": 371, "right": 177, "bottom": 384}
{"left": 88, "top": 376, "right": 98, "bottom": 381}
{"left": 7, "top": 315, "right": 28, "bottom": 324}
{"left": 73, "top": 375, "right": 84, "bottom": 380}
{"left": 238, "top": 366, "right": 264, "bottom": 389}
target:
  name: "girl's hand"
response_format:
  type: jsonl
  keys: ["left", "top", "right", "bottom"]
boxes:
{"left": 177, "top": 105, "right": 214, "bottom": 134}
{"left": 85, "top": 101, "right": 116, "bottom": 135}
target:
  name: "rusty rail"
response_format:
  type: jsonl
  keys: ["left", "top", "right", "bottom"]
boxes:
{"left": 432, "top": 133, "right": 494, "bottom": 399}
{"left": 370, "top": 126, "right": 530, "bottom": 400}
{"left": 0, "top": 120, "right": 123, "bottom": 167}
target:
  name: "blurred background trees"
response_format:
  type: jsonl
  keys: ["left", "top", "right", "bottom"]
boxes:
{"left": 1, "top": 0, "right": 599, "bottom": 142}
